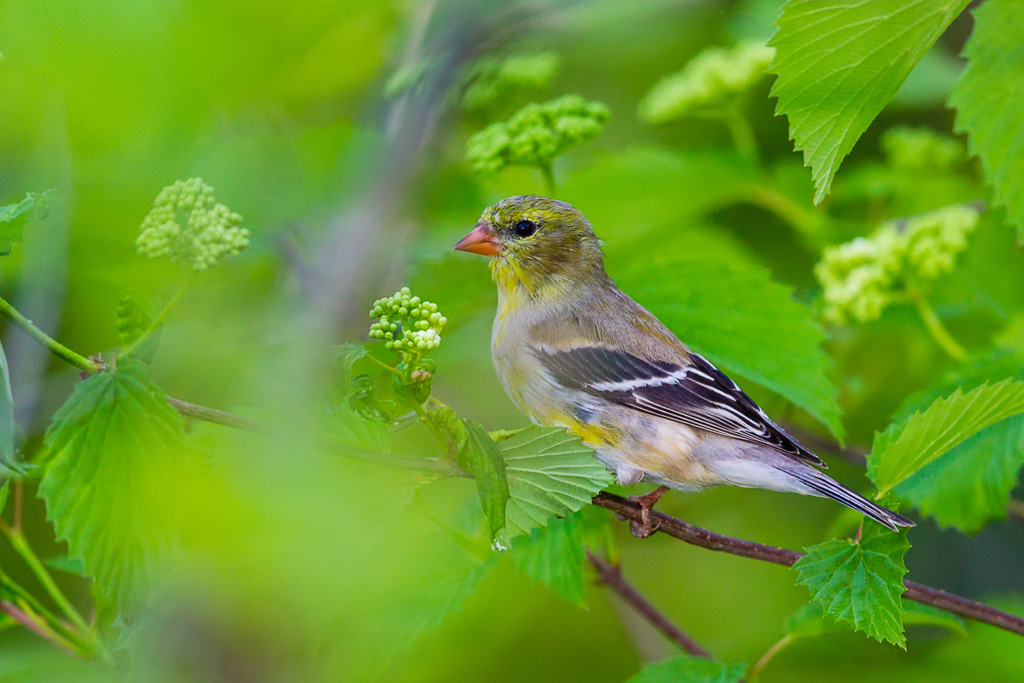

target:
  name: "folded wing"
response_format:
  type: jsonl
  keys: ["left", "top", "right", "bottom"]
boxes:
{"left": 533, "top": 344, "right": 823, "bottom": 467}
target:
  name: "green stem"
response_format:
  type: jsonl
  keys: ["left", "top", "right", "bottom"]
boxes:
{"left": 122, "top": 276, "right": 191, "bottom": 357}
{"left": 413, "top": 399, "right": 449, "bottom": 451}
{"left": 166, "top": 396, "right": 465, "bottom": 477}
{"left": 748, "top": 634, "right": 793, "bottom": 681}
{"left": 745, "top": 185, "right": 825, "bottom": 239}
{"left": 364, "top": 353, "right": 404, "bottom": 377}
{"left": 0, "top": 295, "right": 100, "bottom": 373}
{"left": 0, "top": 568, "right": 96, "bottom": 659}
{"left": 1, "top": 522, "right": 91, "bottom": 635}
{"left": 908, "top": 290, "right": 968, "bottom": 362}
{"left": 539, "top": 163, "right": 557, "bottom": 195}
{"left": 0, "top": 599, "right": 84, "bottom": 658}
{"left": 725, "top": 107, "right": 758, "bottom": 166}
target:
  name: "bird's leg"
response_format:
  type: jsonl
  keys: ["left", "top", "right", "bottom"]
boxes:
{"left": 628, "top": 486, "right": 669, "bottom": 538}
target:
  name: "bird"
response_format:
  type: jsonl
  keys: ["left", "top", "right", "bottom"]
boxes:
{"left": 453, "top": 195, "right": 913, "bottom": 536}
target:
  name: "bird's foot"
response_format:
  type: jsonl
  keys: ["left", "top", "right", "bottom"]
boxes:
{"left": 628, "top": 486, "right": 669, "bottom": 538}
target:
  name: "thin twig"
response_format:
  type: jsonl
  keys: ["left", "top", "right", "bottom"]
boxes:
{"left": 0, "top": 520, "right": 92, "bottom": 635}
{"left": 592, "top": 492, "right": 1024, "bottom": 637}
{"left": 0, "top": 295, "right": 100, "bottom": 374}
{"left": 586, "top": 549, "right": 712, "bottom": 658}
{"left": 0, "top": 600, "right": 80, "bottom": 657}
{"left": 907, "top": 289, "right": 969, "bottom": 362}
{"left": 166, "top": 397, "right": 464, "bottom": 476}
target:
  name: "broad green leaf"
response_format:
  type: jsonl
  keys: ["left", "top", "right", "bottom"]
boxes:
{"left": 770, "top": 0, "right": 969, "bottom": 202}
{"left": 950, "top": 0, "right": 1024, "bottom": 240}
{"left": 457, "top": 420, "right": 509, "bottom": 540}
{"left": 496, "top": 426, "right": 613, "bottom": 541}
{"left": 626, "top": 657, "right": 746, "bottom": 683}
{"left": 333, "top": 342, "right": 367, "bottom": 385}
{"left": 894, "top": 416, "right": 1024, "bottom": 532}
{"left": 0, "top": 338, "right": 22, "bottom": 475}
{"left": 396, "top": 555, "right": 497, "bottom": 640}
{"left": 620, "top": 246, "right": 844, "bottom": 439}
{"left": 885, "top": 356, "right": 1024, "bottom": 531}
{"left": 38, "top": 358, "right": 188, "bottom": 615}
{"left": 867, "top": 379, "right": 1024, "bottom": 496}
{"left": 792, "top": 524, "right": 909, "bottom": 646}
{"left": 785, "top": 599, "right": 965, "bottom": 641}
{"left": 326, "top": 342, "right": 392, "bottom": 450}
{"left": 0, "top": 191, "right": 51, "bottom": 255}
{"left": 327, "top": 404, "right": 392, "bottom": 453}
{"left": 510, "top": 511, "right": 586, "bottom": 605}
{"left": 0, "top": 480, "right": 9, "bottom": 515}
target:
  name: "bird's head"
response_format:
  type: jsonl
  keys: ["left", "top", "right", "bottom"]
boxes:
{"left": 453, "top": 195, "right": 605, "bottom": 297}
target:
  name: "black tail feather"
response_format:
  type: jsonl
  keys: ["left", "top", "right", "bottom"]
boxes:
{"left": 789, "top": 469, "right": 914, "bottom": 531}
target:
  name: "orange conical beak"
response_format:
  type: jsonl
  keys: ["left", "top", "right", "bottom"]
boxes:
{"left": 453, "top": 223, "right": 502, "bottom": 256}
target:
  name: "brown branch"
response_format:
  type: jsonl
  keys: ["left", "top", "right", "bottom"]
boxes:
{"left": 585, "top": 549, "right": 712, "bottom": 658}
{"left": 168, "top": 396, "right": 1024, "bottom": 638}
{"left": 593, "top": 492, "right": 1024, "bottom": 637}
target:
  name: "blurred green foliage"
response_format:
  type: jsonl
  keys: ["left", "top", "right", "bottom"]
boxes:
{"left": 1, "top": 0, "right": 1023, "bottom": 681}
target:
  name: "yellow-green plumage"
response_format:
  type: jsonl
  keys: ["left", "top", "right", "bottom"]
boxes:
{"left": 454, "top": 195, "right": 913, "bottom": 531}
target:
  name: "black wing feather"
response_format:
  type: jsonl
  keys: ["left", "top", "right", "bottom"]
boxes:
{"left": 534, "top": 346, "right": 823, "bottom": 467}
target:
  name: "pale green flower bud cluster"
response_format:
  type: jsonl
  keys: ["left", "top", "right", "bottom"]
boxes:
{"left": 881, "top": 127, "right": 966, "bottom": 172}
{"left": 816, "top": 205, "right": 980, "bottom": 324}
{"left": 368, "top": 287, "right": 447, "bottom": 355}
{"left": 639, "top": 42, "right": 774, "bottom": 124}
{"left": 459, "top": 52, "right": 559, "bottom": 111}
{"left": 465, "top": 94, "right": 610, "bottom": 173}
{"left": 136, "top": 178, "right": 249, "bottom": 270}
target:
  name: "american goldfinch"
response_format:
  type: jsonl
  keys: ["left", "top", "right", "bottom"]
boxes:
{"left": 454, "top": 195, "right": 913, "bottom": 534}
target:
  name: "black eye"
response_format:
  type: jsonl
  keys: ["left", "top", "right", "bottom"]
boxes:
{"left": 513, "top": 220, "right": 537, "bottom": 238}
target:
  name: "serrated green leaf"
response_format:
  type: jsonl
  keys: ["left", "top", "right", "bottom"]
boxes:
{"left": 770, "top": 0, "right": 969, "bottom": 202}
{"left": 868, "top": 379, "right": 1024, "bottom": 496}
{"left": 626, "top": 657, "right": 746, "bottom": 683}
{"left": 496, "top": 426, "right": 614, "bottom": 542}
{"left": 38, "top": 358, "right": 188, "bottom": 615}
{"left": 457, "top": 420, "right": 509, "bottom": 540}
{"left": 0, "top": 338, "right": 23, "bottom": 475}
{"left": 334, "top": 342, "right": 367, "bottom": 384}
{"left": 792, "top": 524, "right": 910, "bottom": 646}
{"left": 620, "top": 246, "right": 844, "bottom": 440}
{"left": 510, "top": 511, "right": 586, "bottom": 605}
{"left": 894, "top": 416, "right": 1024, "bottom": 533}
{"left": 950, "top": 0, "right": 1024, "bottom": 241}
{"left": 885, "top": 356, "right": 1024, "bottom": 532}
{"left": 326, "top": 342, "right": 393, "bottom": 449}
{"left": 399, "top": 555, "right": 497, "bottom": 638}
{"left": 116, "top": 292, "right": 160, "bottom": 362}
{"left": 0, "top": 191, "right": 51, "bottom": 255}
{"left": 327, "top": 404, "right": 392, "bottom": 453}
